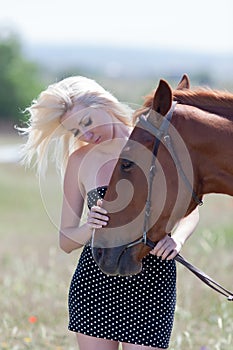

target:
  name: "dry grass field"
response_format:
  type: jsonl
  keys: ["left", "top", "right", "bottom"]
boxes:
{"left": 0, "top": 134, "right": 233, "bottom": 350}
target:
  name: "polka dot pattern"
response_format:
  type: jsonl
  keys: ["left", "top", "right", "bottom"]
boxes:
{"left": 68, "top": 187, "right": 176, "bottom": 348}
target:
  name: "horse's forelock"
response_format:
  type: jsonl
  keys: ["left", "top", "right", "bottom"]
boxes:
{"left": 132, "top": 92, "right": 154, "bottom": 124}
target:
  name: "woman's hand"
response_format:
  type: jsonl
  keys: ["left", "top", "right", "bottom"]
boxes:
{"left": 87, "top": 199, "right": 109, "bottom": 229}
{"left": 150, "top": 208, "right": 200, "bottom": 260}
{"left": 150, "top": 235, "right": 182, "bottom": 260}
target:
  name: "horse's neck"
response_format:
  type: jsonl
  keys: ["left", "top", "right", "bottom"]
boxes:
{"left": 194, "top": 104, "right": 233, "bottom": 120}
{"left": 174, "top": 89, "right": 233, "bottom": 120}
{"left": 193, "top": 112, "right": 233, "bottom": 197}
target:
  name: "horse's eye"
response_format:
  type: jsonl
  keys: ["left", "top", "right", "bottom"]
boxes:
{"left": 120, "top": 159, "right": 135, "bottom": 172}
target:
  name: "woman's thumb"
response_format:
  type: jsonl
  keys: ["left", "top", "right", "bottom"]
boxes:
{"left": 97, "top": 199, "right": 103, "bottom": 207}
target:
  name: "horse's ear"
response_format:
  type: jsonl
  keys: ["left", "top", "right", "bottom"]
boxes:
{"left": 152, "top": 79, "right": 172, "bottom": 116}
{"left": 177, "top": 74, "right": 190, "bottom": 90}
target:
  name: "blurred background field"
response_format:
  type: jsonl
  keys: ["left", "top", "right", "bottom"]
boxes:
{"left": 1, "top": 1, "right": 233, "bottom": 348}
{"left": 1, "top": 140, "right": 233, "bottom": 350}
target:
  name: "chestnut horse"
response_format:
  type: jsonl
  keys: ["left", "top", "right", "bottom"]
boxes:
{"left": 92, "top": 75, "right": 233, "bottom": 276}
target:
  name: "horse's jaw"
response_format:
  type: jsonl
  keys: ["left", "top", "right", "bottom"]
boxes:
{"left": 92, "top": 245, "right": 143, "bottom": 276}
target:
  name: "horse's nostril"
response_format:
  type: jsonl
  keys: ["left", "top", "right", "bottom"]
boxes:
{"left": 97, "top": 248, "right": 103, "bottom": 258}
{"left": 93, "top": 247, "right": 103, "bottom": 262}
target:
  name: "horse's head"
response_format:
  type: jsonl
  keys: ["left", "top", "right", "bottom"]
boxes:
{"left": 92, "top": 75, "right": 201, "bottom": 276}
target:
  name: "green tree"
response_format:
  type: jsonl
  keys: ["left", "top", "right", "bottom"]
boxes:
{"left": 0, "top": 31, "right": 43, "bottom": 122}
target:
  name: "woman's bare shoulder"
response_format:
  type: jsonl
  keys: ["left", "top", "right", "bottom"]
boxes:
{"left": 65, "top": 145, "right": 97, "bottom": 196}
{"left": 64, "top": 146, "right": 93, "bottom": 193}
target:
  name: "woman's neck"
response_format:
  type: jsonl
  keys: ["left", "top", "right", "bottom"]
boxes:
{"left": 96, "top": 122, "right": 132, "bottom": 155}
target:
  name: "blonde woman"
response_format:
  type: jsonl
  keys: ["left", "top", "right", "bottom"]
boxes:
{"left": 20, "top": 76, "right": 199, "bottom": 350}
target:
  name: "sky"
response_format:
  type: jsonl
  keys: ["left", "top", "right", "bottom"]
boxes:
{"left": 0, "top": 0, "right": 233, "bottom": 54}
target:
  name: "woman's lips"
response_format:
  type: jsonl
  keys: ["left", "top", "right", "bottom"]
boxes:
{"left": 95, "top": 136, "right": 101, "bottom": 144}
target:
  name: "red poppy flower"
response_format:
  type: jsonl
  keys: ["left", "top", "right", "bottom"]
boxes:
{"left": 28, "top": 316, "right": 37, "bottom": 323}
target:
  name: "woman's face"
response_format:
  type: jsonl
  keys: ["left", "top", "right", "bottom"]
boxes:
{"left": 61, "top": 104, "right": 114, "bottom": 144}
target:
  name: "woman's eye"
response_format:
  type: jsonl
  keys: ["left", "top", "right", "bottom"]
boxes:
{"left": 120, "top": 159, "right": 135, "bottom": 172}
{"left": 73, "top": 129, "right": 80, "bottom": 137}
{"left": 84, "top": 118, "right": 92, "bottom": 127}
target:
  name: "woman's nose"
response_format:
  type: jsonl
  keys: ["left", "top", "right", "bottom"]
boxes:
{"left": 81, "top": 131, "right": 94, "bottom": 142}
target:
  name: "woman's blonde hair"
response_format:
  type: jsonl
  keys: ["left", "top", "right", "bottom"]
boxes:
{"left": 19, "top": 76, "right": 133, "bottom": 177}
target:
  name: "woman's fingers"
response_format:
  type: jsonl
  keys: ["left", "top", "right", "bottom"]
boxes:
{"left": 165, "top": 249, "right": 178, "bottom": 260}
{"left": 159, "top": 246, "right": 176, "bottom": 260}
{"left": 150, "top": 235, "right": 179, "bottom": 260}
{"left": 87, "top": 200, "right": 109, "bottom": 228}
{"left": 89, "top": 210, "right": 109, "bottom": 221}
{"left": 150, "top": 236, "right": 168, "bottom": 255}
{"left": 88, "top": 222, "right": 107, "bottom": 229}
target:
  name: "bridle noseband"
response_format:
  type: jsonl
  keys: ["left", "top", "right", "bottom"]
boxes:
{"left": 125, "top": 103, "right": 233, "bottom": 301}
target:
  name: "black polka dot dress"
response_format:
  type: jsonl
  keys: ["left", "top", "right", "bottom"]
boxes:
{"left": 68, "top": 187, "right": 176, "bottom": 348}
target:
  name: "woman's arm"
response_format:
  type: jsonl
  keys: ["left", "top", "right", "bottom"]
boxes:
{"left": 59, "top": 151, "right": 91, "bottom": 253}
{"left": 59, "top": 151, "right": 109, "bottom": 253}
{"left": 150, "top": 207, "right": 200, "bottom": 260}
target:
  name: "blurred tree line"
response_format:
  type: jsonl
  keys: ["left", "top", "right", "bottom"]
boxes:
{"left": 1, "top": 29, "right": 232, "bottom": 126}
{"left": 0, "top": 31, "right": 44, "bottom": 122}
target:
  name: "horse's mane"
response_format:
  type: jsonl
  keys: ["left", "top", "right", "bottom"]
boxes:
{"left": 133, "top": 87, "right": 233, "bottom": 123}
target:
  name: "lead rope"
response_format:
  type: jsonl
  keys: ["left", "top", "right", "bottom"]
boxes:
{"left": 175, "top": 254, "right": 233, "bottom": 301}
{"left": 145, "top": 238, "right": 233, "bottom": 301}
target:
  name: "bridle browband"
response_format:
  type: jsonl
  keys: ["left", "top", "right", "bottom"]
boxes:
{"left": 126, "top": 102, "right": 233, "bottom": 301}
